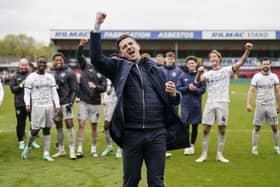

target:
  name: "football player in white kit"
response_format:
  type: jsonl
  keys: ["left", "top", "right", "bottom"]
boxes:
{"left": 22, "top": 56, "right": 60, "bottom": 161}
{"left": 247, "top": 57, "right": 280, "bottom": 155}
{"left": 195, "top": 43, "right": 253, "bottom": 163}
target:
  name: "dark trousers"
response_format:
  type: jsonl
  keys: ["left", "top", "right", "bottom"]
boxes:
{"left": 122, "top": 128, "right": 167, "bottom": 187}
{"left": 15, "top": 106, "right": 30, "bottom": 141}
{"left": 187, "top": 124, "right": 199, "bottom": 144}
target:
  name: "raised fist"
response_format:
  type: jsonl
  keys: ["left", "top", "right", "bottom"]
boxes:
{"left": 80, "top": 38, "right": 88, "bottom": 46}
{"left": 198, "top": 66, "right": 204, "bottom": 73}
{"left": 95, "top": 12, "right": 107, "bottom": 25}
{"left": 245, "top": 42, "right": 253, "bottom": 50}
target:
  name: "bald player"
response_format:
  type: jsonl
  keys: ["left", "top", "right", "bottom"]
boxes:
{"left": 10, "top": 58, "right": 40, "bottom": 150}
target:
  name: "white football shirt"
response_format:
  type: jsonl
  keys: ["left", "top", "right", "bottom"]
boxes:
{"left": 202, "top": 66, "right": 233, "bottom": 103}
{"left": 251, "top": 72, "right": 279, "bottom": 105}
{"left": 24, "top": 72, "right": 58, "bottom": 107}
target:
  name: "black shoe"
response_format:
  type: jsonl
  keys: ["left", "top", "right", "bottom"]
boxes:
{"left": 76, "top": 152, "right": 84, "bottom": 158}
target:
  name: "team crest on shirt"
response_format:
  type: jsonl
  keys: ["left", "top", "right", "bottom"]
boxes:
{"left": 46, "top": 78, "right": 52, "bottom": 82}
{"left": 16, "top": 110, "right": 21, "bottom": 115}
{"left": 172, "top": 72, "right": 177, "bottom": 77}
{"left": 60, "top": 72, "right": 66, "bottom": 77}
{"left": 34, "top": 84, "right": 40, "bottom": 90}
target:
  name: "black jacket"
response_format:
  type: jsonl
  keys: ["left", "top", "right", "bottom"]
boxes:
{"left": 10, "top": 71, "right": 29, "bottom": 107}
{"left": 90, "top": 32, "right": 188, "bottom": 150}
{"left": 51, "top": 65, "right": 78, "bottom": 105}
{"left": 123, "top": 60, "right": 165, "bottom": 129}
{"left": 76, "top": 45, "right": 107, "bottom": 104}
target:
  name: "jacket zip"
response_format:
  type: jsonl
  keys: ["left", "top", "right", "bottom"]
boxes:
{"left": 136, "top": 64, "right": 145, "bottom": 128}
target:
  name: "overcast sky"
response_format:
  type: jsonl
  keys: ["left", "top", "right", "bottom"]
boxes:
{"left": 0, "top": 0, "right": 279, "bottom": 44}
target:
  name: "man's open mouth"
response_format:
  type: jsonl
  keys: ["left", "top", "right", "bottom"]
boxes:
{"left": 128, "top": 51, "right": 135, "bottom": 56}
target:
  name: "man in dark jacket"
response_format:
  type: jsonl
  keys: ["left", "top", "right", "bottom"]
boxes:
{"left": 161, "top": 51, "right": 182, "bottom": 157}
{"left": 177, "top": 56, "right": 206, "bottom": 155}
{"left": 76, "top": 39, "right": 107, "bottom": 158}
{"left": 155, "top": 53, "right": 165, "bottom": 67}
{"left": 51, "top": 52, "right": 78, "bottom": 160}
{"left": 162, "top": 51, "right": 182, "bottom": 83}
{"left": 10, "top": 58, "right": 40, "bottom": 150}
{"left": 90, "top": 12, "right": 187, "bottom": 187}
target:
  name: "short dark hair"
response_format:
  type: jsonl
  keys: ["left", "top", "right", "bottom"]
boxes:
{"left": 185, "top": 56, "right": 198, "bottom": 63}
{"left": 116, "top": 34, "right": 137, "bottom": 50}
{"left": 52, "top": 52, "right": 65, "bottom": 60}
{"left": 141, "top": 53, "right": 151, "bottom": 58}
{"left": 27, "top": 62, "right": 34, "bottom": 68}
{"left": 37, "top": 56, "right": 48, "bottom": 63}
{"left": 156, "top": 53, "right": 164, "bottom": 58}
{"left": 261, "top": 57, "right": 271, "bottom": 64}
{"left": 165, "top": 51, "right": 176, "bottom": 58}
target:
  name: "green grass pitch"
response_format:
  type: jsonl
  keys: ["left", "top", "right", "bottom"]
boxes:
{"left": 0, "top": 82, "right": 279, "bottom": 187}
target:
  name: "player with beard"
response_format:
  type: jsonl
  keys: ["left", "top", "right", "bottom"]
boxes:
{"left": 22, "top": 56, "right": 60, "bottom": 161}
{"left": 247, "top": 57, "right": 280, "bottom": 155}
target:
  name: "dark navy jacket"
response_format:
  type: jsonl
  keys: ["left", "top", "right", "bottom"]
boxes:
{"left": 177, "top": 66, "right": 206, "bottom": 124}
{"left": 162, "top": 64, "right": 182, "bottom": 83}
{"left": 90, "top": 32, "right": 188, "bottom": 150}
{"left": 123, "top": 60, "right": 165, "bottom": 129}
{"left": 10, "top": 71, "right": 29, "bottom": 107}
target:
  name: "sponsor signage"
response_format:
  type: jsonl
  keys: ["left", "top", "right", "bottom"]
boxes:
{"left": 50, "top": 30, "right": 90, "bottom": 39}
{"left": 50, "top": 30, "right": 202, "bottom": 40}
{"left": 50, "top": 30, "right": 277, "bottom": 40}
{"left": 203, "top": 31, "right": 276, "bottom": 40}
{"left": 276, "top": 31, "right": 280, "bottom": 40}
